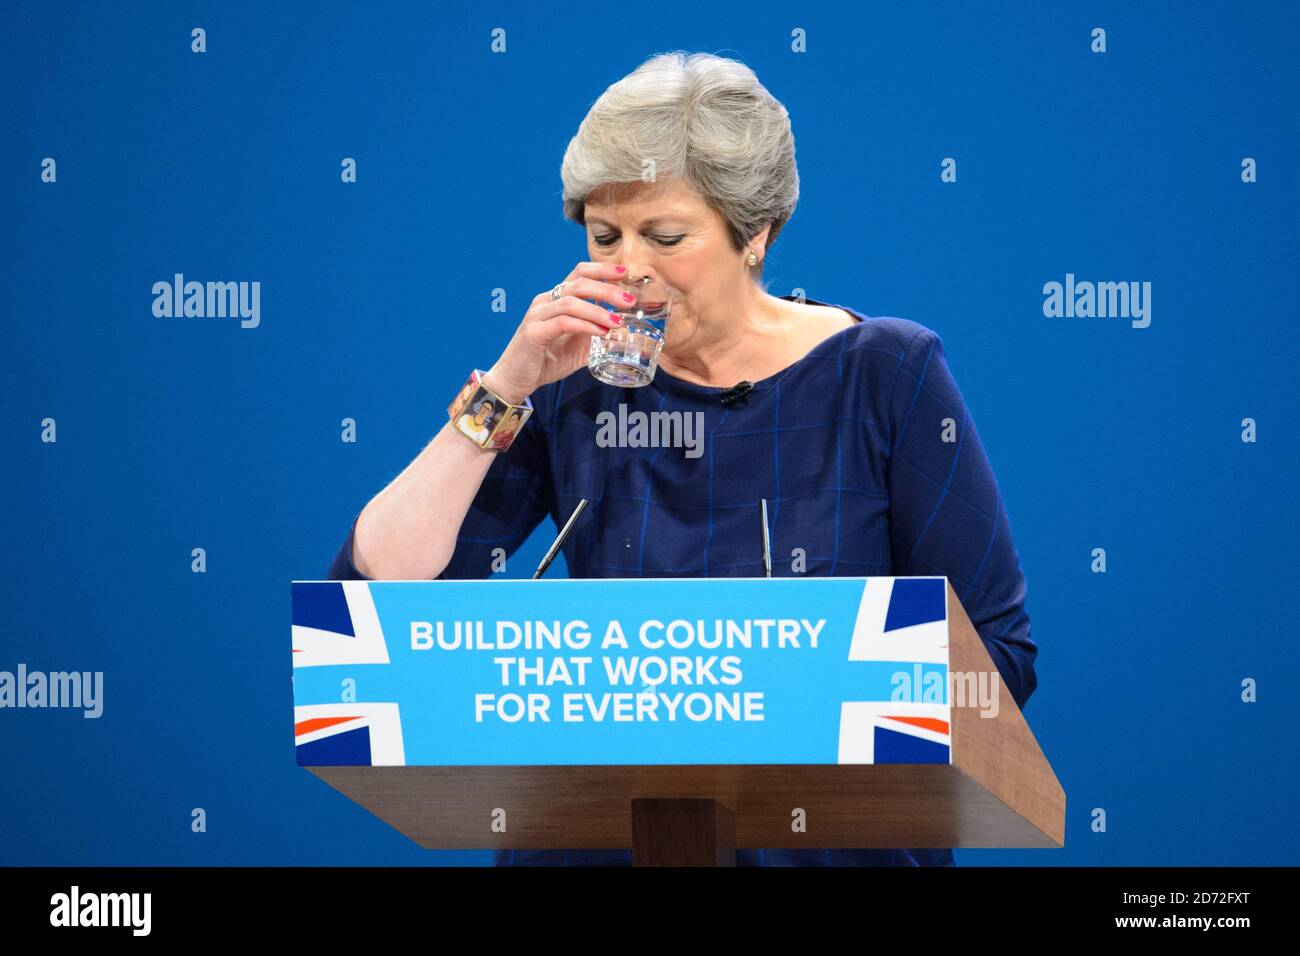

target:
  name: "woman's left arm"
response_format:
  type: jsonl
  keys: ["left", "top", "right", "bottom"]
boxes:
{"left": 885, "top": 326, "right": 1038, "bottom": 712}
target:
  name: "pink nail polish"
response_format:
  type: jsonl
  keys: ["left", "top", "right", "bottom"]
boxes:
{"left": 614, "top": 265, "right": 627, "bottom": 273}
{"left": 623, "top": 292, "right": 635, "bottom": 302}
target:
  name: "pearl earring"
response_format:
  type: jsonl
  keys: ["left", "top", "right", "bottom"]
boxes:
{"left": 746, "top": 249, "right": 758, "bottom": 267}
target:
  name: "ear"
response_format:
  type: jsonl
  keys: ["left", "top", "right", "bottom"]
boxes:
{"left": 748, "top": 223, "right": 773, "bottom": 260}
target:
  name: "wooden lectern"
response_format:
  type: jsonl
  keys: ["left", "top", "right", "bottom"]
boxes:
{"left": 294, "top": 577, "right": 1064, "bottom": 865}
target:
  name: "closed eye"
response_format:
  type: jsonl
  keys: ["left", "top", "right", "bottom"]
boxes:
{"left": 593, "top": 233, "right": 685, "bottom": 247}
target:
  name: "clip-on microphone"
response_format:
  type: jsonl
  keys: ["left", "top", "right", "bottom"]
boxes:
{"left": 719, "top": 381, "right": 754, "bottom": 407}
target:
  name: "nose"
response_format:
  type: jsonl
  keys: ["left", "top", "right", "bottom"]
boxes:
{"left": 612, "top": 235, "right": 658, "bottom": 283}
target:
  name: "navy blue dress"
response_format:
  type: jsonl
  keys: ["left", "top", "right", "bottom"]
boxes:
{"left": 327, "top": 297, "right": 1038, "bottom": 867}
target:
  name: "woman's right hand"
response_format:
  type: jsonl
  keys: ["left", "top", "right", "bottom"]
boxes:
{"left": 482, "top": 261, "right": 633, "bottom": 404}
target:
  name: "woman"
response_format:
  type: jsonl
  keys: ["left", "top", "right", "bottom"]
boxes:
{"left": 327, "top": 51, "right": 1037, "bottom": 867}
{"left": 487, "top": 408, "right": 524, "bottom": 451}
{"left": 454, "top": 397, "right": 497, "bottom": 445}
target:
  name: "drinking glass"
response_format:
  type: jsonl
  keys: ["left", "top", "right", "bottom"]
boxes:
{"left": 587, "top": 274, "right": 674, "bottom": 387}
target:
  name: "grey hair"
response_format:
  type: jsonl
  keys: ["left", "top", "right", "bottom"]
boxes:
{"left": 560, "top": 51, "right": 799, "bottom": 280}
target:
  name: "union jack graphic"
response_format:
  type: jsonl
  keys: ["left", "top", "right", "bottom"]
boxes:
{"left": 291, "top": 582, "right": 403, "bottom": 765}
{"left": 291, "top": 581, "right": 390, "bottom": 668}
{"left": 839, "top": 578, "right": 951, "bottom": 763}
{"left": 294, "top": 702, "right": 405, "bottom": 766}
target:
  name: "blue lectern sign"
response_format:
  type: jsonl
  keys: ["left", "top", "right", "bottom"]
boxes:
{"left": 290, "top": 577, "right": 952, "bottom": 767}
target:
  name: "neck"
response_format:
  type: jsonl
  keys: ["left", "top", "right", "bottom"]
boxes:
{"left": 657, "top": 283, "right": 789, "bottom": 387}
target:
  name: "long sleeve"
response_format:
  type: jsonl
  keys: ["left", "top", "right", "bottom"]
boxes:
{"left": 885, "top": 327, "right": 1038, "bottom": 712}
{"left": 325, "top": 401, "right": 555, "bottom": 582}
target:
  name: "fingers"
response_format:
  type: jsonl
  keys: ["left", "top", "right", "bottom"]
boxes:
{"left": 567, "top": 260, "right": 629, "bottom": 285}
{"left": 528, "top": 312, "right": 614, "bottom": 347}
{"left": 563, "top": 274, "right": 638, "bottom": 311}
{"left": 526, "top": 261, "right": 632, "bottom": 341}
{"left": 529, "top": 293, "right": 621, "bottom": 331}
{"left": 535, "top": 261, "right": 630, "bottom": 310}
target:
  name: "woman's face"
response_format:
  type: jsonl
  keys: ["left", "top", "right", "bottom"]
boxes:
{"left": 584, "top": 179, "right": 764, "bottom": 322}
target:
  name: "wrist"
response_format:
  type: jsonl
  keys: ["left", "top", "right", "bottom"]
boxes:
{"left": 481, "top": 365, "right": 529, "bottom": 406}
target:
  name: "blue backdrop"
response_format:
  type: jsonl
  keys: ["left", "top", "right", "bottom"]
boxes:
{"left": 2, "top": 1, "right": 1296, "bottom": 866}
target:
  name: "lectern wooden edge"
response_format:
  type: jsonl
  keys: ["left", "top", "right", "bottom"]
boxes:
{"left": 306, "top": 580, "right": 1064, "bottom": 860}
